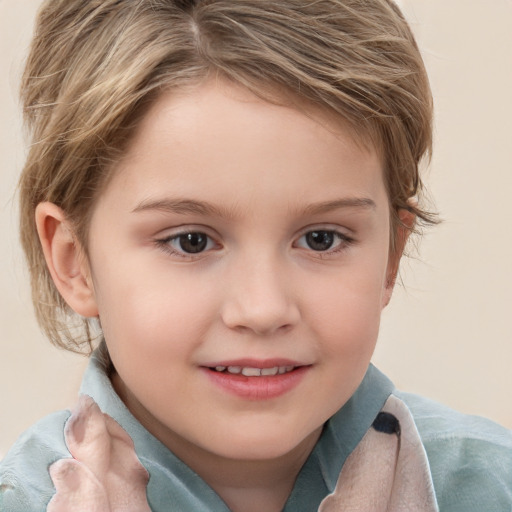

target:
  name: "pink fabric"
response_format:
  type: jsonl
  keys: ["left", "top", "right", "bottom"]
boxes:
{"left": 47, "top": 394, "right": 438, "bottom": 511}
{"left": 318, "top": 395, "right": 438, "bottom": 512}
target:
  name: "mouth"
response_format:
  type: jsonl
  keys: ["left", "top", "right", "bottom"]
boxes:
{"left": 209, "top": 365, "right": 297, "bottom": 377}
{"left": 202, "top": 362, "right": 310, "bottom": 400}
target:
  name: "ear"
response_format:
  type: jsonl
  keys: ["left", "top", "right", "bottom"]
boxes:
{"left": 35, "top": 202, "right": 99, "bottom": 318}
{"left": 381, "top": 208, "right": 415, "bottom": 308}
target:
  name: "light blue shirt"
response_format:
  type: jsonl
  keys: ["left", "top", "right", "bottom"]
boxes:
{"left": 1, "top": 344, "right": 511, "bottom": 511}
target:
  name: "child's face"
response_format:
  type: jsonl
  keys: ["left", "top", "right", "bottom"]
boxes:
{"left": 84, "top": 80, "right": 400, "bottom": 464}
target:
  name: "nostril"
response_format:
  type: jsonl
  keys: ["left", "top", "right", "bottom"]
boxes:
{"left": 226, "top": 320, "right": 296, "bottom": 337}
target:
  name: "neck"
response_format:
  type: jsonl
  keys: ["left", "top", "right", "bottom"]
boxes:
{"left": 187, "top": 430, "right": 321, "bottom": 512}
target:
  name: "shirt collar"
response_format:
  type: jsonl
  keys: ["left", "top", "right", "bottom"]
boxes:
{"left": 317, "top": 364, "right": 395, "bottom": 491}
{"left": 81, "top": 342, "right": 395, "bottom": 505}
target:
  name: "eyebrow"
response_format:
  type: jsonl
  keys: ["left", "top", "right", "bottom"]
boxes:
{"left": 132, "top": 196, "right": 376, "bottom": 218}
{"left": 300, "top": 197, "right": 377, "bottom": 216}
{"left": 132, "top": 198, "right": 238, "bottom": 219}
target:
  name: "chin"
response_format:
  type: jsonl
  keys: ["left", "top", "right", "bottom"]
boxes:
{"left": 207, "top": 423, "right": 321, "bottom": 462}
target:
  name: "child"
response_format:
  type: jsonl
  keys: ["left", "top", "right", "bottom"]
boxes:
{"left": 1, "top": 0, "right": 511, "bottom": 511}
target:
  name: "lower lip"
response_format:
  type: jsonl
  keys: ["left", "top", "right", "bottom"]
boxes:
{"left": 202, "top": 366, "right": 310, "bottom": 400}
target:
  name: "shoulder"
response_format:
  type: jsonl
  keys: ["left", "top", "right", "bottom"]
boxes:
{"left": 395, "top": 391, "right": 512, "bottom": 512}
{"left": 0, "top": 410, "right": 70, "bottom": 512}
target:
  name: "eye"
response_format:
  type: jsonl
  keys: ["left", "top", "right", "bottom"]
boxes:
{"left": 295, "top": 230, "right": 351, "bottom": 252}
{"left": 159, "top": 231, "right": 216, "bottom": 255}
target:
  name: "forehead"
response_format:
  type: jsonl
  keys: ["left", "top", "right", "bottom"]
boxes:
{"left": 102, "top": 79, "right": 387, "bottom": 216}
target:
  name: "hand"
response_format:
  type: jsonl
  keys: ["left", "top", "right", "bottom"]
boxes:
{"left": 47, "top": 395, "right": 151, "bottom": 512}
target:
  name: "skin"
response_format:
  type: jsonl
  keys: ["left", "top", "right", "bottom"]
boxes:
{"left": 36, "top": 79, "right": 409, "bottom": 512}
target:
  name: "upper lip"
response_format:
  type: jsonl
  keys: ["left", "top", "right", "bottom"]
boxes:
{"left": 201, "top": 358, "right": 307, "bottom": 369}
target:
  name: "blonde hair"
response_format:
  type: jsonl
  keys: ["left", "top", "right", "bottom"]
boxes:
{"left": 19, "top": 0, "right": 435, "bottom": 353}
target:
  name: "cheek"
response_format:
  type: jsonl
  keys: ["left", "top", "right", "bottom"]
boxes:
{"left": 91, "top": 260, "right": 219, "bottom": 359}
{"left": 302, "top": 267, "right": 386, "bottom": 413}
{"left": 305, "top": 260, "right": 387, "bottom": 351}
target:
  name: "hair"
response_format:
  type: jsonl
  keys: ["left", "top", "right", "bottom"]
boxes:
{"left": 19, "top": 0, "right": 435, "bottom": 353}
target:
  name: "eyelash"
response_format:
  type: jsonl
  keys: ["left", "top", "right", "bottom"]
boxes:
{"left": 294, "top": 229, "right": 355, "bottom": 256}
{"left": 155, "top": 228, "right": 355, "bottom": 259}
{"left": 155, "top": 231, "right": 218, "bottom": 259}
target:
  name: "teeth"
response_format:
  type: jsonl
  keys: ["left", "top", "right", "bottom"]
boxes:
{"left": 241, "top": 367, "right": 261, "bottom": 377}
{"left": 213, "top": 365, "right": 295, "bottom": 376}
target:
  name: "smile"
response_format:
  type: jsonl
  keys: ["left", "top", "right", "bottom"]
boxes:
{"left": 211, "top": 365, "right": 296, "bottom": 376}
{"left": 202, "top": 363, "right": 310, "bottom": 400}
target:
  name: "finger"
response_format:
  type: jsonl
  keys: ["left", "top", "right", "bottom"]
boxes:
{"left": 64, "top": 395, "right": 112, "bottom": 479}
{"left": 102, "top": 413, "right": 151, "bottom": 512}
{"left": 47, "top": 458, "right": 110, "bottom": 512}
{"left": 63, "top": 395, "right": 151, "bottom": 512}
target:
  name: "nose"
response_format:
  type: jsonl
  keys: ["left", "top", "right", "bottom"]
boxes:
{"left": 220, "top": 253, "right": 300, "bottom": 336}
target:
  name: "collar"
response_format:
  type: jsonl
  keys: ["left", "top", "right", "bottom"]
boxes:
{"left": 81, "top": 342, "right": 395, "bottom": 510}
{"left": 284, "top": 364, "right": 395, "bottom": 510}
{"left": 320, "top": 364, "right": 395, "bottom": 491}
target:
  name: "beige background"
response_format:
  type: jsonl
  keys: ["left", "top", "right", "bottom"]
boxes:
{"left": 1, "top": 0, "right": 511, "bottom": 458}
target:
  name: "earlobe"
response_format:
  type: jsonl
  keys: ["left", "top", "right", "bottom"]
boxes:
{"left": 35, "top": 202, "right": 99, "bottom": 318}
{"left": 382, "top": 208, "right": 415, "bottom": 308}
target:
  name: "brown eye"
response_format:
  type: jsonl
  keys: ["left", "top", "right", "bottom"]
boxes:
{"left": 157, "top": 230, "right": 217, "bottom": 258}
{"left": 295, "top": 229, "right": 352, "bottom": 254}
{"left": 305, "top": 231, "right": 335, "bottom": 251}
{"left": 177, "top": 232, "right": 209, "bottom": 253}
